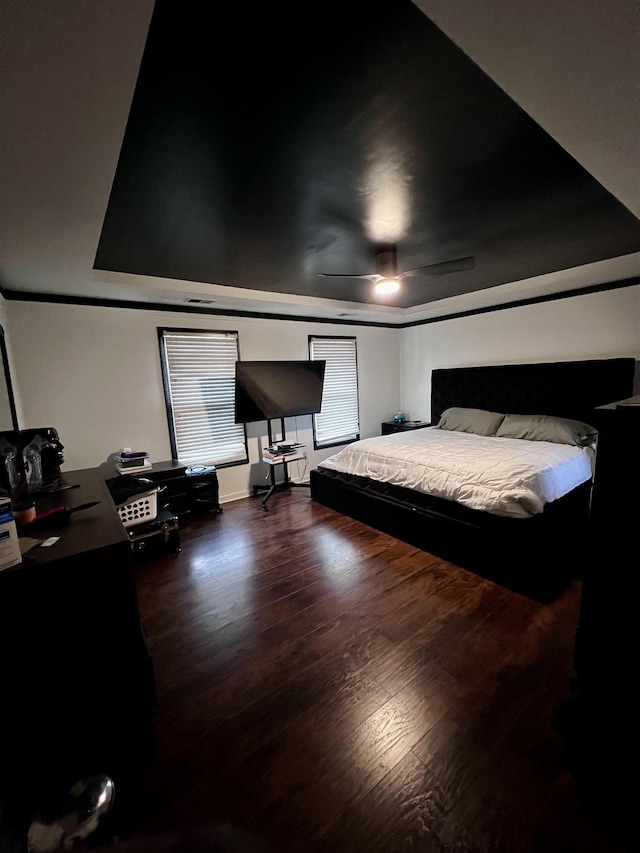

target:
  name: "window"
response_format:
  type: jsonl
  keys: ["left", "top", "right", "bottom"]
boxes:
{"left": 159, "top": 328, "right": 248, "bottom": 467}
{"left": 309, "top": 335, "right": 359, "bottom": 449}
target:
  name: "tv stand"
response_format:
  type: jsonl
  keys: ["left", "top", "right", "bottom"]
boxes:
{"left": 253, "top": 417, "right": 309, "bottom": 510}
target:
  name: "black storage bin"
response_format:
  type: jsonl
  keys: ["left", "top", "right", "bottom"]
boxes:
{"left": 186, "top": 465, "right": 222, "bottom": 515}
{"left": 129, "top": 509, "right": 181, "bottom": 561}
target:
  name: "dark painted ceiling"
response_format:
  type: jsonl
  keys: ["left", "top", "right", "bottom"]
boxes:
{"left": 94, "top": 0, "right": 640, "bottom": 309}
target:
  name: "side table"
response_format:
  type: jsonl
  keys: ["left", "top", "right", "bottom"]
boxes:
{"left": 381, "top": 420, "right": 431, "bottom": 435}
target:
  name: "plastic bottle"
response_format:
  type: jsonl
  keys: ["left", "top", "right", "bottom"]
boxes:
{"left": 4, "top": 450, "right": 24, "bottom": 492}
{"left": 24, "top": 444, "right": 43, "bottom": 488}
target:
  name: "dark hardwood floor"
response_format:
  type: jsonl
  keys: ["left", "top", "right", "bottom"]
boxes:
{"left": 121, "top": 490, "right": 624, "bottom": 853}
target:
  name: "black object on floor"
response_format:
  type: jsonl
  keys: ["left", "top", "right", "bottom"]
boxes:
{"left": 185, "top": 465, "right": 222, "bottom": 515}
{"left": 27, "top": 774, "right": 115, "bottom": 851}
{"left": 128, "top": 509, "right": 181, "bottom": 561}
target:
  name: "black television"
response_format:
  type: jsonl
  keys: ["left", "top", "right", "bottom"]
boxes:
{"left": 234, "top": 360, "right": 326, "bottom": 423}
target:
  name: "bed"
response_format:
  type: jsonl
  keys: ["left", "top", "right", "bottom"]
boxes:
{"left": 310, "top": 358, "right": 636, "bottom": 598}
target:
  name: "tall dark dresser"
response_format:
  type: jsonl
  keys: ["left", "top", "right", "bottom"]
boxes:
{"left": 555, "top": 396, "right": 639, "bottom": 844}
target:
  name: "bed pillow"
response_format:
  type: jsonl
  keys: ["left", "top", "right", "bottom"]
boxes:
{"left": 437, "top": 407, "right": 505, "bottom": 436}
{"left": 496, "top": 413, "right": 598, "bottom": 446}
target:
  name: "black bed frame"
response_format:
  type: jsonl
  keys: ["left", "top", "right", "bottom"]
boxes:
{"left": 310, "top": 357, "right": 636, "bottom": 599}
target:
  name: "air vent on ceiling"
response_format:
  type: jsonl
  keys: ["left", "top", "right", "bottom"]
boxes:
{"left": 186, "top": 298, "right": 215, "bottom": 304}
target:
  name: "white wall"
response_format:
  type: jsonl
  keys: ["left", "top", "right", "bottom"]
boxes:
{"left": 414, "top": 0, "right": 640, "bottom": 217}
{"left": 401, "top": 285, "right": 640, "bottom": 421}
{"left": 7, "top": 287, "right": 638, "bottom": 498}
{"left": 6, "top": 302, "right": 400, "bottom": 503}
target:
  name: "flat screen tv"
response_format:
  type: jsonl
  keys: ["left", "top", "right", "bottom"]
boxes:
{"left": 234, "top": 360, "right": 326, "bottom": 423}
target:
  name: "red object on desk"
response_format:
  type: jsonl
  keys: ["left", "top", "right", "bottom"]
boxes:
{"left": 31, "top": 501, "right": 101, "bottom": 526}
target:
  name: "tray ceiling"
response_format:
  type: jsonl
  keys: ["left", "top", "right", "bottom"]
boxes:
{"left": 94, "top": 0, "right": 640, "bottom": 311}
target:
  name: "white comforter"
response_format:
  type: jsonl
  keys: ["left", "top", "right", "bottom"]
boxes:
{"left": 318, "top": 427, "right": 595, "bottom": 519}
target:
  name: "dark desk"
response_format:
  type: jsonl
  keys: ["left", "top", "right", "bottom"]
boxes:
{"left": 20, "top": 467, "right": 130, "bottom": 566}
{"left": 0, "top": 468, "right": 155, "bottom": 823}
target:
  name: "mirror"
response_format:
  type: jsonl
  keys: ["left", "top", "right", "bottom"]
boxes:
{"left": 0, "top": 324, "right": 19, "bottom": 432}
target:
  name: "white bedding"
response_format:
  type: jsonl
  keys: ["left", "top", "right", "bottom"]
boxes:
{"left": 318, "top": 427, "right": 595, "bottom": 519}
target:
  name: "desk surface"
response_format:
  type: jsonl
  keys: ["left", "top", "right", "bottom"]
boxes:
{"left": 16, "top": 467, "right": 129, "bottom": 569}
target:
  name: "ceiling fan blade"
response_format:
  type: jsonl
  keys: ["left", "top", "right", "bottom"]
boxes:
{"left": 317, "top": 272, "right": 379, "bottom": 280}
{"left": 398, "top": 256, "right": 475, "bottom": 278}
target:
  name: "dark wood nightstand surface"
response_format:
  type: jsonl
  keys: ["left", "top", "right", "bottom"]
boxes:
{"left": 381, "top": 421, "right": 431, "bottom": 435}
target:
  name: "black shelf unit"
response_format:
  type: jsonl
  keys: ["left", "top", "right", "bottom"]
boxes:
{"left": 100, "top": 458, "right": 190, "bottom": 523}
{"left": 253, "top": 417, "right": 309, "bottom": 511}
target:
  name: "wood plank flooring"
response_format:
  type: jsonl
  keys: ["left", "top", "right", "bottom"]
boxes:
{"left": 122, "top": 490, "right": 624, "bottom": 853}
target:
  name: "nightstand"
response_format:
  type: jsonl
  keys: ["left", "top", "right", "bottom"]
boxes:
{"left": 381, "top": 420, "right": 431, "bottom": 435}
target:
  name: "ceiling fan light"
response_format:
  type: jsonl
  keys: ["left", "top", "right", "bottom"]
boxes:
{"left": 374, "top": 278, "right": 400, "bottom": 295}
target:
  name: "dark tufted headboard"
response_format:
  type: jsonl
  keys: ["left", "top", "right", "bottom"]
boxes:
{"left": 431, "top": 358, "right": 636, "bottom": 424}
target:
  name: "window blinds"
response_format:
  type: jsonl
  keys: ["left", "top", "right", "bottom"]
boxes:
{"left": 160, "top": 330, "right": 247, "bottom": 467}
{"left": 309, "top": 336, "right": 359, "bottom": 447}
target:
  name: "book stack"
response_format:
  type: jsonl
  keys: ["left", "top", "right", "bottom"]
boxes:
{"left": 263, "top": 451, "right": 288, "bottom": 462}
{"left": 262, "top": 443, "right": 305, "bottom": 464}
{"left": 115, "top": 450, "right": 151, "bottom": 475}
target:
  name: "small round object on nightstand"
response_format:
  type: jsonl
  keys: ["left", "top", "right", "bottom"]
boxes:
{"left": 393, "top": 412, "right": 406, "bottom": 423}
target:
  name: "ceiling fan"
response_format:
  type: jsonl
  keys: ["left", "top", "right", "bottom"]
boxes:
{"left": 318, "top": 245, "right": 475, "bottom": 294}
